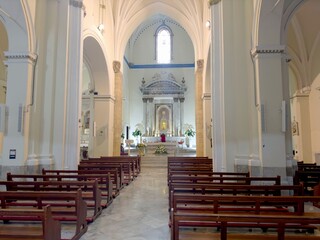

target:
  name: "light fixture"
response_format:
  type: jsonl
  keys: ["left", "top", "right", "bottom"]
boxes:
{"left": 97, "top": 24, "right": 104, "bottom": 32}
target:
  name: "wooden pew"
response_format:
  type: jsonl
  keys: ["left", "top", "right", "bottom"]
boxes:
{"left": 169, "top": 175, "right": 281, "bottom": 185}
{"left": 42, "top": 168, "right": 121, "bottom": 197}
{"left": 80, "top": 160, "right": 134, "bottom": 185}
{"left": 0, "top": 205, "right": 61, "bottom": 240}
{"left": 0, "top": 179, "right": 103, "bottom": 222}
{"left": 99, "top": 156, "right": 141, "bottom": 176}
{"left": 294, "top": 170, "right": 320, "bottom": 195}
{"left": 173, "top": 212, "right": 320, "bottom": 240}
{"left": 78, "top": 163, "right": 124, "bottom": 189}
{"left": 168, "top": 183, "right": 304, "bottom": 210}
{"left": 168, "top": 171, "right": 250, "bottom": 185}
{"left": 0, "top": 189, "right": 87, "bottom": 240}
{"left": 7, "top": 173, "right": 113, "bottom": 205}
{"left": 171, "top": 194, "right": 320, "bottom": 240}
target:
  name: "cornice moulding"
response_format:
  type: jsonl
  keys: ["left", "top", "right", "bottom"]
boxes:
{"left": 4, "top": 51, "right": 38, "bottom": 64}
{"left": 70, "top": 0, "right": 83, "bottom": 8}
{"left": 251, "top": 45, "right": 286, "bottom": 57}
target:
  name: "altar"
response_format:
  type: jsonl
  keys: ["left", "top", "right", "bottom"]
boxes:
{"left": 142, "top": 136, "right": 185, "bottom": 155}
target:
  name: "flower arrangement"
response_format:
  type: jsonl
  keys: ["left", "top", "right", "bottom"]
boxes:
{"left": 154, "top": 145, "right": 168, "bottom": 154}
{"left": 184, "top": 124, "right": 196, "bottom": 137}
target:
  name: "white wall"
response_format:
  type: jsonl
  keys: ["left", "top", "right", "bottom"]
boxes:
{"left": 310, "top": 74, "right": 320, "bottom": 162}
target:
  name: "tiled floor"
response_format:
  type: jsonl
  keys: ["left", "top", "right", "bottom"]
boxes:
{"left": 79, "top": 167, "right": 170, "bottom": 240}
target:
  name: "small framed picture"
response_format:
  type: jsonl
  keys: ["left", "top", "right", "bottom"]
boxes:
{"left": 292, "top": 120, "right": 299, "bottom": 136}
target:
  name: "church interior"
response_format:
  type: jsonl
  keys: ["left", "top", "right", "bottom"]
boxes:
{"left": 0, "top": 0, "right": 320, "bottom": 239}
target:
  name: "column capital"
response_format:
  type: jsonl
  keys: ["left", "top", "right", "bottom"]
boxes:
{"left": 208, "top": 0, "right": 221, "bottom": 6}
{"left": 4, "top": 51, "right": 38, "bottom": 64}
{"left": 69, "top": 0, "right": 83, "bottom": 8}
{"left": 197, "top": 59, "right": 204, "bottom": 70}
{"left": 251, "top": 45, "right": 286, "bottom": 58}
{"left": 113, "top": 61, "right": 121, "bottom": 73}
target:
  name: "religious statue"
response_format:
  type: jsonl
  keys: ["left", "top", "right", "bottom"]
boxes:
{"left": 160, "top": 111, "right": 167, "bottom": 130}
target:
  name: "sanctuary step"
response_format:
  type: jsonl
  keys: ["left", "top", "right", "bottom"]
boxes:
{"left": 141, "top": 155, "right": 168, "bottom": 169}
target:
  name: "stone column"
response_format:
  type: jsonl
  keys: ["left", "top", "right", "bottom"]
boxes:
{"left": 150, "top": 99, "right": 155, "bottom": 136}
{"left": 173, "top": 98, "right": 178, "bottom": 136}
{"left": 2, "top": 52, "right": 37, "bottom": 169}
{"left": 63, "top": 0, "right": 83, "bottom": 170}
{"left": 210, "top": 0, "right": 226, "bottom": 171}
{"left": 251, "top": 45, "right": 287, "bottom": 177}
{"left": 180, "top": 98, "right": 184, "bottom": 136}
{"left": 195, "top": 59, "right": 204, "bottom": 156}
{"left": 146, "top": 98, "right": 152, "bottom": 136}
{"left": 203, "top": 93, "right": 212, "bottom": 158}
{"left": 291, "top": 91, "right": 312, "bottom": 162}
{"left": 113, "top": 61, "right": 122, "bottom": 156}
{"left": 143, "top": 98, "right": 147, "bottom": 135}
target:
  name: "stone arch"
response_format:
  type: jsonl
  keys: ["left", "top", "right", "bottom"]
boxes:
{"left": 83, "top": 29, "right": 110, "bottom": 95}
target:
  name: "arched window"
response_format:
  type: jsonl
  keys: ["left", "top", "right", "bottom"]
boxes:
{"left": 155, "top": 25, "right": 173, "bottom": 63}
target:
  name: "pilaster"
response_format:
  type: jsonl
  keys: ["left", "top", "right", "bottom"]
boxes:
{"left": 195, "top": 59, "right": 204, "bottom": 156}
{"left": 2, "top": 51, "right": 37, "bottom": 166}
{"left": 63, "top": 0, "right": 83, "bottom": 169}
{"left": 251, "top": 45, "right": 287, "bottom": 177}
{"left": 113, "top": 61, "right": 122, "bottom": 156}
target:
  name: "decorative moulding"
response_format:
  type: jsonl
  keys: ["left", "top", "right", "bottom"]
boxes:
{"left": 140, "top": 72, "right": 187, "bottom": 97}
{"left": 251, "top": 45, "right": 286, "bottom": 57}
{"left": 4, "top": 51, "right": 38, "bottom": 63}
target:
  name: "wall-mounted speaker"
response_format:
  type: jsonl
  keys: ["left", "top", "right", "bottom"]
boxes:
{"left": 281, "top": 100, "right": 286, "bottom": 132}
{"left": 18, "top": 104, "right": 24, "bottom": 134}
{"left": 0, "top": 104, "right": 6, "bottom": 133}
{"left": 260, "top": 104, "right": 266, "bottom": 133}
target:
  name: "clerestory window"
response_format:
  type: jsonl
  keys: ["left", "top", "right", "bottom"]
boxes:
{"left": 155, "top": 25, "right": 173, "bottom": 63}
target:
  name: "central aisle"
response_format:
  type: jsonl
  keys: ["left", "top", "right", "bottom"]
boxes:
{"left": 80, "top": 167, "right": 170, "bottom": 240}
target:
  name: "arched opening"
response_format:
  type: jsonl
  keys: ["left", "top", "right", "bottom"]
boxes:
{"left": 82, "top": 35, "right": 111, "bottom": 158}
{"left": 286, "top": 0, "right": 320, "bottom": 163}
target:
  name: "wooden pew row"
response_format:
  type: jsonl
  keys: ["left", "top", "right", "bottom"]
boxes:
{"left": 294, "top": 170, "right": 320, "bottom": 195}
{"left": 85, "top": 155, "right": 141, "bottom": 179}
{"left": 170, "top": 194, "right": 320, "bottom": 240}
{"left": 173, "top": 213, "right": 320, "bottom": 240}
{"left": 168, "top": 171, "right": 250, "bottom": 185}
{"left": 7, "top": 173, "right": 113, "bottom": 205}
{"left": 99, "top": 156, "right": 141, "bottom": 176}
{"left": 0, "top": 189, "right": 87, "bottom": 240}
{"left": 80, "top": 160, "right": 134, "bottom": 185}
{"left": 0, "top": 205, "right": 61, "bottom": 240}
{"left": 168, "top": 183, "right": 304, "bottom": 211}
{"left": 0, "top": 179, "right": 103, "bottom": 222}
{"left": 42, "top": 168, "right": 121, "bottom": 197}
{"left": 78, "top": 163, "right": 125, "bottom": 189}
{"left": 169, "top": 175, "right": 281, "bottom": 185}
{"left": 167, "top": 157, "right": 213, "bottom": 180}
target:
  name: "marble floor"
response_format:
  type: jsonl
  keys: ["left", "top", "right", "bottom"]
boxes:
{"left": 79, "top": 166, "right": 170, "bottom": 240}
